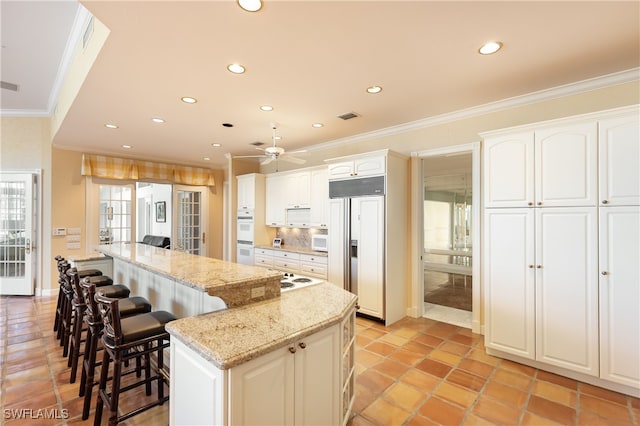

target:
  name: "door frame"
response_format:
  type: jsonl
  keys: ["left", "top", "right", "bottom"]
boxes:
{"left": 411, "top": 142, "right": 481, "bottom": 333}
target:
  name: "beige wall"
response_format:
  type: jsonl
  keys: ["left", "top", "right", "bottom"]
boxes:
{"left": 1, "top": 116, "right": 53, "bottom": 293}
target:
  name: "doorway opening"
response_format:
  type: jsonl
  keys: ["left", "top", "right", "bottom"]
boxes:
{"left": 421, "top": 147, "right": 478, "bottom": 330}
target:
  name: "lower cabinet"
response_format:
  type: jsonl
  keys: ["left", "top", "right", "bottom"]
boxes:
{"left": 170, "top": 320, "right": 353, "bottom": 425}
{"left": 255, "top": 248, "right": 328, "bottom": 279}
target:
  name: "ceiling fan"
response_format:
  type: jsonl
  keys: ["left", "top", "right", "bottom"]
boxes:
{"left": 236, "top": 124, "right": 306, "bottom": 166}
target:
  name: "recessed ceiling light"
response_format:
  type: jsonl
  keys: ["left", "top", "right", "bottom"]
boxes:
{"left": 312, "top": 123, "right": 324, "bottom": 128}
{"left": 104, "top": 124, "right": 118, "bottom": 129}
{"left": 227, "top": 63, "right": 246, "bottom": 74}
{"left": 479, "top": 41, "right": 503, "bottom": 55}
{"left": 260, "top": 105, "right": 273, "bottom": 111}
{"left": 181, "top": 96, "right": 197, "bottom": 104}
{"left": 211, "top": 143, "right": 222, "bottom": 147}
{"left": 237, "top": 0, "right": 262, "bottom": 12}
{"left": 122, "top": 145, "right": 132, "bottom": 149}
{"left": 366, "top": 86, "right": 383, "bottom": 94}
{"left": 151, "top": 117, "right": 165, "bottom": 123}
{"left": 203, "top": 157, "right": 211, "bottom": 161}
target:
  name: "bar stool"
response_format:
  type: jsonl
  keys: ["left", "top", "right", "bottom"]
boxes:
{"left": 67, "top": 269, "right": 151, "bottom": 384}
{"left": 54, "top": 256, "right": 103, "bottom": 334}
{"left": 60, "top": 266, "right": 128, "bottom": 357}
{"left": 78, "top": 277, "right": 153, "bottom": 419}
{"left": 94, "top": 293, "right": 175, "bottom": 426}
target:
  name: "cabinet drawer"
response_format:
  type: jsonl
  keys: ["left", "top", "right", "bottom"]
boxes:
{"left": 300, "top": 254, "right": 328, "bottom": 265}
{"left": 300, "top": 263, "right": 327, "bottom": 278}
{"left": 272, "top": 258, "right": 300, "bottom": 272}
{"left": 254, "top": 256, "right": 273, "bottom": 267}
{"left": 255, "top": 248, "right": 275, "bottom": 256}
{"left": 273, "top": 251, "right": 300, "bottom": 261}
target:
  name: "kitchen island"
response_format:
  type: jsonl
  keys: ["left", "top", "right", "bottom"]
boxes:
{"left": 93, "top": 243, "right": 357, "bottom": 425}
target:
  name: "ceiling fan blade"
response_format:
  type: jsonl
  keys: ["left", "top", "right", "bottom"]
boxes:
{"left": 260, "top": 156, "right": 275, "bottom": 165}
{"left": 233, "top": 154, "right": 267, "bottom": 159}
{"left": 280, "top": 155, "right": 306, "bottom": 165}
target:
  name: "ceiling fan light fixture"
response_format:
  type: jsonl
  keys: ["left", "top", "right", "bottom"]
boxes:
{"left": 227, "top": 63, "right": 246, "bottom": 74}
{"left": 237, "top": 0, "right": 262, "bottom": 12}
{"left": 479, "top": 41, "right": 503, "bottom": 55}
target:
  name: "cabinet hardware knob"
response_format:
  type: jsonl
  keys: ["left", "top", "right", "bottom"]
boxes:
{"left": 298, "top": 342, "right": 306, "bottom": 349}
{"left": 601, "top": 271, "right": 608, "bottom": 276}
{"left": 528, "top": 202, "right": 534, "bottom": 206}
{"left": 529, "top": 265, "right": 534, "bottom": 269}
{"left": 536, "top": 265, "right": 542, "bottom": 269}
{"left": 602, "top": 200, "right": 609, "bottom": 204}
{"left": 537, "top": 202, "right": 542, "bottom": 206}
{"left": 289, "top": 346, "right": 296, "bottom": 354}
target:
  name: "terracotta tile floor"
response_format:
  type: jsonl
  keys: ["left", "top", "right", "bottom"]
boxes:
{"left": 2, "top": 295, "right": 639, "bottom": 425}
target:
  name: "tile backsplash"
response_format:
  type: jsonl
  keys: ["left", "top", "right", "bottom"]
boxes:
{"left": 275, "top": 228, "right": 328, "bottom": 249}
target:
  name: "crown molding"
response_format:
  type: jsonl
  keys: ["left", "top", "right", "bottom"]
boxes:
{"left": 305, "top": 68, "right": 640, "bottom": 152}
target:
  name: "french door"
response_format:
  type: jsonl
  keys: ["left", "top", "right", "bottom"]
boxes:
{"left": 0, "top": 173, "right": 36, "bottom": 295}
{"left": 173, "top": 185, "right": 209, "bottom": 256}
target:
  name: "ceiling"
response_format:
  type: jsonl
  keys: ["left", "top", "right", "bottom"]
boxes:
{"left": 2, "top": 1, "right": 639, "bottom": 168}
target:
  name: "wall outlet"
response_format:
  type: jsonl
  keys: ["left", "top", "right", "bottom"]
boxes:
{"left": 52, "top": 228, "right": 66, "bottom": 236}
{"left": 251, "top": 286, "right": 265, "bottom": 299}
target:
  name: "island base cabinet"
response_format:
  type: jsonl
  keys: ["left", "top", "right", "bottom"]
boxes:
{"left": 229, "top": 324, "right": 340, "bottom": 426}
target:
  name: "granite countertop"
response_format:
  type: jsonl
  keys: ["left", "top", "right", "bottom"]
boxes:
{"left": 95, "top": 243, "right": 282, "bottom": 306}
{"left": 255, "top": 244, "right": 328, "bottom": 257}
{"left": 166, "top": 282, "right": 357, "bottom": 370}
{"left": 68, "top": 253, "right": 109, "bottom": 262}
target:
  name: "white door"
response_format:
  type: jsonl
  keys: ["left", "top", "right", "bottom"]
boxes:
{"left": 229, "top": 346, "right": 295, "bottom": 425}
{"left": 294, "top": 325, "right": 340, "bottom": 426}
{"left": 173, "top": 185, "right": 209, "bottom": 256}
{"left": 483, "top": 132, "right": 535, "bottom": 208}
{"left": 598, "top": 114, "right": 640, "bottom": 206}
{"left": 535, "top": 207, "right": 599, "bottom": 376}
{"left": 0, "top": 173, "right": 35, "bottom": 295}
{"left": 483, "top": 208, "right": 535, "bottom": 359}
{"left": 535, "top": 121, "right": 598, "bottom": 207}
{"left": 355, "top": 196, "right": 384, "bottom": 319}
{"left": 599, "top": 206, "right": 640, "bottom": 388}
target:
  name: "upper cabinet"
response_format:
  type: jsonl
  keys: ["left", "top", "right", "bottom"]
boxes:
{"left": 265, "top": 166, "right": 328, "bottom": 228}
{"left": 598, "top": 114, "right": 640, "bottom": 206}
{"left": 327, "top": 156, "right": 386, "bottom": 180}
{"left": 483, "top": 121, "right": 597, "bottom": 208}
{"left": 237, "top": 173, "right": 264, "bottom": 210}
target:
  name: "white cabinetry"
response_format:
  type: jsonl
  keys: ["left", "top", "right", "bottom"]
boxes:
{"left": 599, "top": 207, "right": 640, "bottom": 389}
{"left": 328, "top": 156, "right": 386, "bottom": 179}
{"left": 482, "top": 105, "right": 640, "bottom": 396}
{"left": 254, "top": 248, "right": 328, "bottom": 279}
{"left": 483, "top": 121, "right": 597, "bottom": 208}
{"left": 310, "top": 167, "right": 329, "bottom": 227}
{"left": 300, "top": 253, "right": 328, "bottom": 279}
{"left": 266, "top": 174, "right": 287, "bottom": 226}
{"left": 237, "top": 174, "right": 258, "bottom": 210}
{"left": 228, "top": 324, "right": 340, "bottom": 426}
{"left": 598, "top": 114, "right": 640, "bottom": 206}
{"left": 286, "top": 171, "right": 311, "bottom": 208}
{"left": 272, "top": 250, "right": 301, "bottom": 273}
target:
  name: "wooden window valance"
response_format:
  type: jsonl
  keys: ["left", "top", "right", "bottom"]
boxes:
{"left": 81, "top": 154, "right": 215, "bottom": 187}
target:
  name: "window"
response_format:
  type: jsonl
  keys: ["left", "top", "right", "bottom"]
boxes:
{"left": 99, "top": 185, "right": 132, "bottom": 244}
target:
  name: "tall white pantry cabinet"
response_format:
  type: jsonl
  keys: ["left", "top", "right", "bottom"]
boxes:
{"left": 482, "top": 105, "right": 640, "bottom": 397}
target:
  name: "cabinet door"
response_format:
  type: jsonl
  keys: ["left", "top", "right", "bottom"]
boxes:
{"left": 328, "top": 198, "right": 346, "bottom": 288}
{"left": 483, "top": 208, "right": 535, "bottom": 359}
{"left": 310, "top": 168, "right": 328, "bottom": 227}
{"left": 354, "top": 156, "right": 385, "bottom": 177}
{"left": 355, "top": 196, "right": 384, "bottom": 319}
{"left": 266, "top": 175, "right": 286, "bottom": 226}
{"left": 599, "top": 114, "right": 640, "bottom": 206}
{"left": 286, "top": 171, "right": 311, "bottom": 208}
{"left": 229, "top": 346, "right": 295, "bottom": 426}
{"left": 483, "top": 132, "right": 534, "bottom": 208}
{"left": 294, "top": 325, "right": 340, "bottom": 426}
{"left": 535, "top": 121, "right": 597, "bottom": 207}
{"left": 599, "top": 207, "right": 640, "bottom": 388}
{"left": 535, "top": 207, "right": 599, "bottom": 376}
{"left": 328, "top": 161, "right": 354, "bottom": 179}
{"left": 236, "top": 175, "right": 255, "bottom": 210}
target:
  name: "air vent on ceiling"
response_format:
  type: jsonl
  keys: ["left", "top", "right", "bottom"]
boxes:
{"left": 1, "top": 81, "right": 19, "bottom": 92}
{"left": 250, "top": 141, "right": 265, "bottom": 147}
{"left": 338, "top": 112, "right": 360, "bottom": 120}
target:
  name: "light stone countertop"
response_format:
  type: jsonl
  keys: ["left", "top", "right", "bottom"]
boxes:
{"left": 254, "top": 244, "right": 329, "bottom": 257}
{"left": 166, "top": 282, "right": 357, "bottom": 370}
{"left": 67, "top": 253, "right": 109, "bottom": 262}
{"left": 95, "top": 243, "right": 283, "bottom": 306}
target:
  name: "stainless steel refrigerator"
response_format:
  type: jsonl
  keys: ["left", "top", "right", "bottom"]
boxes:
{"left": 328, "top": 176, "right": 385, "bottom": 320}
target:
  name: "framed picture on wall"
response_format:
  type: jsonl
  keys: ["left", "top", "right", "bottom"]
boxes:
{"left": 155, "top": 201, "right": 166, "bottom": 223}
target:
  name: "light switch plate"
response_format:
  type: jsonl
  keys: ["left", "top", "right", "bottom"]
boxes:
{"left": 67, "top": 228, "right": 81, "bottom": 235}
